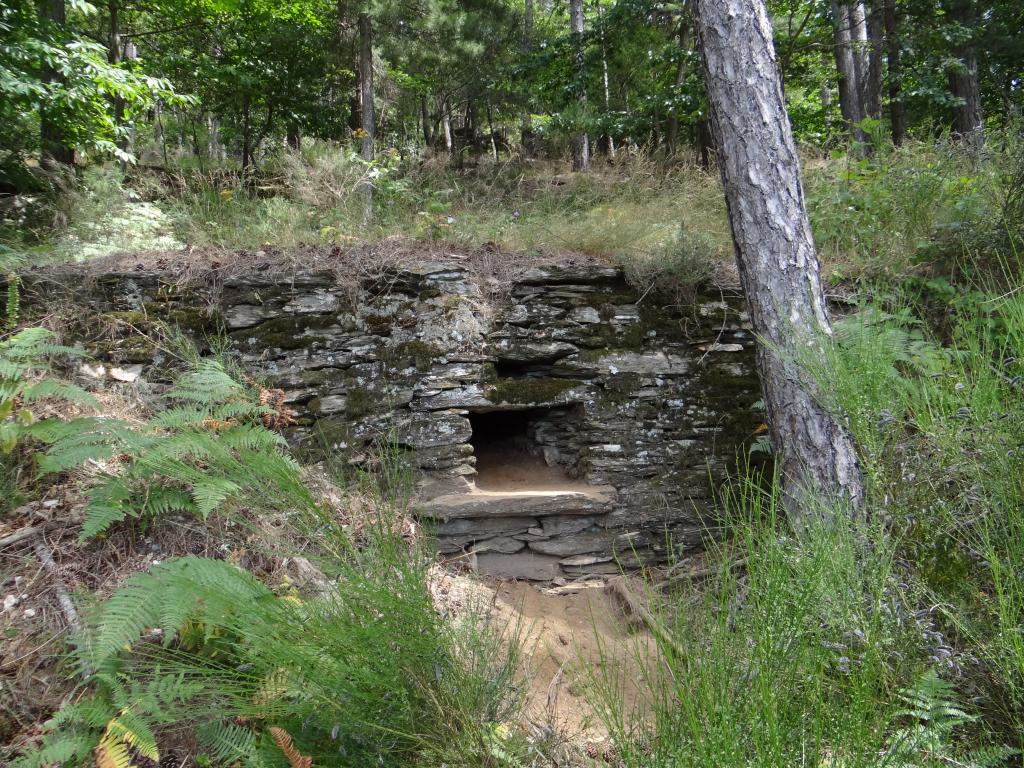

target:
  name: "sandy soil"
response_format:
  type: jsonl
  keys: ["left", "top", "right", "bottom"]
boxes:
{"left": 473, "top": 444, "right": 593, "bottom": 494}
{"left": 428, "top": 567, "right": 655, "bottom": 752}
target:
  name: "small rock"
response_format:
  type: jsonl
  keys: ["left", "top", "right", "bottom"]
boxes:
{"left": 23, "top": 608, "right": 36, "bottom": 618}
{"left": 79, "top": 363, "right": 106, "bottom": 379}
{"left": 3, "top": 595, "right": 19, "bottom": 611}
{"left": 110, "top": 365, "right": 143, "bottom": 383}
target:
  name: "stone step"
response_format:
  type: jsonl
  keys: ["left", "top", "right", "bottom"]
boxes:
{"left": 420, "top": 486, "right": 616, "bottom": 520}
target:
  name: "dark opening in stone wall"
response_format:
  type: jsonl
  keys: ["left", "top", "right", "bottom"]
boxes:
{"left": 468, "top": 407, "right": 586, "bottom": 493}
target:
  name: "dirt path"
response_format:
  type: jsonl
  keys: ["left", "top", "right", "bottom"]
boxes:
{"left": 429, "top": 568, "right": 655, "bottom": 751}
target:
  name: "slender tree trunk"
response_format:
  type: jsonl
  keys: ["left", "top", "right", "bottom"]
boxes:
{"left": 40, "top": 0, "right": 73, "bottom": 167}
{"left": 421, "top": 95, "right": 433, "bottom": 148}
{"left": 486, "top": 101, "right": 498, "bottom": 161}
{"left": 241, "top": 95, "right": 252, "bottom": 173}
{"left": 947, "top": 0, "right": 983, "bottom": 142}
{"left": 595, "top": 0, "right": 615, "bottom": 158}
{"left": 882, "top": 0, "right": 906, "bottom": 144}
{"left": 569, "top": 0, "right": 590, "bottom": 171}
{"left": 665, "top": 13, "right": 692, "bottom": 157}
{"left": 830, "top": 0, "right": 869, "bottom": 142}
{"left": 107, "top": 0, "right": 127, "bottom": 168}
{"left": 692, "top": 0, "right": 866, "bottom": 519}
{"left": 865, "top": 1, "right": 884, "bottom": 120}
{"left": 442, "top": 101, "right": 453, "bottom": 153}
{"left": 358, "top": 12, "right": 375, "bottom": 224}
{"left": 521, "top": 0, "right": 535, "bottom": 154}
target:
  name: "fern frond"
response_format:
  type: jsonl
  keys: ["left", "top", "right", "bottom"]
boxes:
{"left": 105, "top": 708, "right": 160, "bottom": 762}
{"left": 12, "top": 731, "right": 97, "bottom": 768}
{"left": 80, "top": 479, "right": 134, "bottom": 541}
{"left": 22, "top": 379, "right": 98, "bottom": 407}
{"left": 89, "top": 557, "right": 273, "bottom": 665}
{"left": 269, "top": 726, "right": 313, "bottom": 768}
{"left": 197, "top": 720, "right": 263, "bottom": 767}
{"left": 191, "top": 477, "right": 242, "bottom": 517}
{"left": 94, "top": 733, "right": 133, "bottom": 768}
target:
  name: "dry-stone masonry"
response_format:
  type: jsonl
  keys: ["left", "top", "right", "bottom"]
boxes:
{"left": 27, "top": 257, "right": 762, "bottom": 580}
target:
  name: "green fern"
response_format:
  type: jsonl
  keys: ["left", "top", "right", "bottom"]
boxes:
{"left": 879, "top": 671, "right": 1018, "bottom": 768}
{"left": 0, "top": 326, "right": 95, "bottom": 453}
{"left": 85, "top": 557, "right": 273, "bottom": 664}
{"left": 32, "top": 359, "right": 317, "bottom": 540}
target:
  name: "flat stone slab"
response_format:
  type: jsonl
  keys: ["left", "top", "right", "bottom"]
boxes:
{"left": 474, "top": 551, "right": 564, "bottom": 580}
{"left": 420, "top": 487, "right": 616, "bottom": 520}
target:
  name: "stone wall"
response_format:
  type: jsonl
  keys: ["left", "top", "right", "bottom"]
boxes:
{"left": 25, "top": 258, "right": 762, "bottom": 580}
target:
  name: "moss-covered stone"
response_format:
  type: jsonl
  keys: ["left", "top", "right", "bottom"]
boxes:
{"left": 485, "top": 377, "right": 578, "bottom": 405}
{"left": 345, "top": 386, "right": 379, "bottom": 418}
{"left": 381, "top": 340, "right": 440, "bottom": 371}
{"left": 363, "top": 313, "right": 394, "bottom": 334}
{"left": 230, "top": 316, "right": 332, "bottom": 349}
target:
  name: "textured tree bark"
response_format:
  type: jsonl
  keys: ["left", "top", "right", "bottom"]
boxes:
{"left": 830, "top": 0, "right": 869, "bottom": 142}
{"left": 358, "top": 12, "right": 375, "bottom": 224}
{"left": 882, "top": 0, "right": 906, "bottom": 145}
{"left": 692, "top": 0, "right": 866, "bottom": 519}
{"left": 569, "top": 0, "right": 590, "bottom": 171}
{"left": 947, "top": 0, "right": 984, "bottom": 142}
{"left": 40, "top": 0, "right": 74, "bottom": 166}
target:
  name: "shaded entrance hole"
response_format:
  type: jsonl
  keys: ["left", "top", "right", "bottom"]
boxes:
{"left": 468, "top": 407, "right": 587, "bottom": 493}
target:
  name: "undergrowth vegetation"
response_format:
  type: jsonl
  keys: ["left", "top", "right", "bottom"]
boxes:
{"left": 1, "top": 340, "right": 524, "bottom": 768}
{"left": 591, "top": 258, "right": 1024, "bottom": 765}
{"left": 5, "top": 130, "right": 1020, "bottom": 287}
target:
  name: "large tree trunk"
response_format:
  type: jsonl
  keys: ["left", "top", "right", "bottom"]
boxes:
{"left": 882, "top": 0, "right": 906, "bottom": 145}
{"left": 40, "top": 0, "right": 74, "bottom": 167}
{"left": 358, "top": 12, "right": 375, "bottom": 224}
{"left": 692, "top": 0, "right": 866, "bottom": 519}
{"left": 569, "top": 0, "right": 590, "bottom": 171}
{"left": 830, "top": 0, "right": 869, "bottom": 143}
{"left": 947, "top": 0, "right": 983, "bottom": 142}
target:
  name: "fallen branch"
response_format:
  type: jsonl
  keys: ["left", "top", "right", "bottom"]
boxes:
{"left": 29, "top": 533, "right": 83, "bottom": 636}
{"left": 2, "top": 527, "right": 83, "bottom": 636}
{"left": 660, "top": 557, "right": 748, "bottom": 589}
{"left": 0, "top": 526, "right": 40, "bottom": 549}
{"left": 605, "top": 575, "right": 686, "bottom": 659}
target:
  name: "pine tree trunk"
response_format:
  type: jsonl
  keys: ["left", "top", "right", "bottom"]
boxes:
{"left": 947, "top": 0, "right": 984, "bottom": 142}
{"left": 882, "top": 0, "right": 906, "bottom": 144}
{"left": 358, "top": 12, "right": 375, "bottom": 224}
{"left": 569, "top": 0, "right": 590, "bottom": 171}
{"left": 40, "top": 0, "right": 73, "bottom": 167}
{"left": 692, "top": 0, "right": 866, "bottom": 519}
{"left": 831, "top": 0, "right": 869, "bottom": 142}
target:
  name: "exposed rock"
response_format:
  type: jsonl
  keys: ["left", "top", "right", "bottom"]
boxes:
{"left": 24, "top": 259, "right": 762, "bottom": 581}
{"left": 474, "top": 551, "right": 564, "bottom": 581}
{"left": 422, "top": 489, "right": 616, "bottom": 520}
